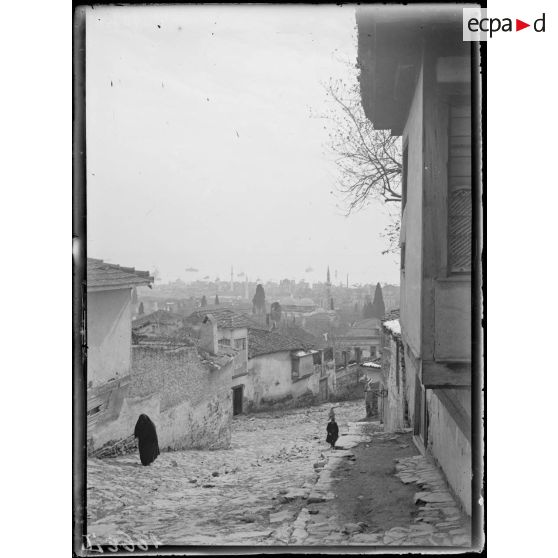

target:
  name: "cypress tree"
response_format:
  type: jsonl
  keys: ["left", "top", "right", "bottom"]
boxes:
{"left": 252, "top": 284, "right": 266, "bottom": 315}
{"left": 201, "top": 295, "right": 207, "bottom": 307}
{"left": 214, "top": 294, "right": 220, "bottom": 305}
{"left": 371, "top": 283, "right": 386, "bottom": 318}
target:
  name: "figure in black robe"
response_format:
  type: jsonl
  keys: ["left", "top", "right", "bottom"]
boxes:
{"left": 326, "top": 419, "right": 339, "bottom": 449}
{"left": 134, "top": 414, "right": 160, "bottom": 466}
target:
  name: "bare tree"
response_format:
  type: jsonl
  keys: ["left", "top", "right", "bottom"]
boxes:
{"left": 320, "top": 77, "right": 402, "bottom": 254}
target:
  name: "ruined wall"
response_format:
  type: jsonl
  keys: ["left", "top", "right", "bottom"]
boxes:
{"left": 427, "top": 389, "right": 472, "bottom": 515}
{"left": 87, "top": 288, "right": 132, "bottom": 386}
{"left": 88, "top": 346, "right": 233, "bottom": 453}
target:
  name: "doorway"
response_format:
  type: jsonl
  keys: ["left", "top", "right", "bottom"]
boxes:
{"left": 232, "top": 385, "right": 243, "bottom": 416}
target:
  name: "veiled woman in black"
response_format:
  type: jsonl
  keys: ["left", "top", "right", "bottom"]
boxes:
{"left": 326, "top": 417, "right": 339, "bottom": 450}
{"left": 134, "top": 414, "right": 160, "bottom": 466}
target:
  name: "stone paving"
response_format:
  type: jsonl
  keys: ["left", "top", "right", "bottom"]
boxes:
{"left": 86, "top": 400, "right": 363, "bottom": 547}
{"left": 86, "top": 401, "right": 471, "bottom": 549}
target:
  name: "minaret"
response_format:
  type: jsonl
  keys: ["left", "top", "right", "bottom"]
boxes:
{"left": 244, "top": 275, "right": 249, "bottom": 300}
{"left": 325, "top": 266, "right": 332, "bottom": 310}
{"left": 230, "top": 266, "right": 234, "bottom": 292}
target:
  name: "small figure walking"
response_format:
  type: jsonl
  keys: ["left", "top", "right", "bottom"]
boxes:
{"left": 134, "top": 414, "right": 160, "bottom": 466}
{"left": 326, "top": 415, "right": 339, "bottom": 450}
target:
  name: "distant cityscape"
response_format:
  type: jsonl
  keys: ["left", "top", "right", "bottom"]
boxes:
{"left": 133, "top": 267, "right": 400, "bottom": 325}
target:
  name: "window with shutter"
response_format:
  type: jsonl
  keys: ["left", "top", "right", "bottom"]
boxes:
{"left": 448, "top": 99, "right": 472, "bottom": 273}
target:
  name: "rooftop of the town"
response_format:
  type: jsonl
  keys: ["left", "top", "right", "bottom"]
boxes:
{"left": 185, "top": 307, "right": 265, "bottom": 330}
{"left": 132, "top": 309, "right": 184, "bottom": 329}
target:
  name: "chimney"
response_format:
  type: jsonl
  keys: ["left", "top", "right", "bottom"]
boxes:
{"left": 200, "top": 314, "right": 218, "bottom": 355}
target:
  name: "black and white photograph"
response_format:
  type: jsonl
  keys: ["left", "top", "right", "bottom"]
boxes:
{"left": 73, "top": 3, "right": 484, "bottom": 553}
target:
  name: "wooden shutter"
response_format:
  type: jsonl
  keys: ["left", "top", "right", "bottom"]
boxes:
{"left": 448, "top": 101, "right": 472, "bottom": 273}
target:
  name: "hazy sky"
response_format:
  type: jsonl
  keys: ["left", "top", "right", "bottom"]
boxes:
{"left": 86, "top": 5, "right": 400, "bottom": 286}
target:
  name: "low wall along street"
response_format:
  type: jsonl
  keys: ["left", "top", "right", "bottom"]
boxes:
{"left": 87, "top": 344, "right": 235, "bottom": 455}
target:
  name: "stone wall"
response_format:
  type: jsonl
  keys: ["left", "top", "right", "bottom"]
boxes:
{"left": 131, "top": 345, "right": 233, "bottom": 449}
{"left": 88, "top": 345, "right": 234, "bottom": 453}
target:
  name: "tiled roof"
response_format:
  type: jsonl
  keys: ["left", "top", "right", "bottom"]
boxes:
{"left": 132, "top": 310, "right": 184, "bottom": 330}
{"left": 132, "top": 336, "right": 197, "bottom": 348}
{"left": 248, "top": 328, "right": 306, "bottom": 358}
{"left": 87, "top": 258, "right": 153, "bottom": 290}
{"left": 275, "top": 323, "right": 327, "bottom": 350}
{"left": 186, "top": 308, "right": 265, "bottom": 330}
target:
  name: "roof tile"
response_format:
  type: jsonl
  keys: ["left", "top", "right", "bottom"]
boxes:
{"left": 87, "top": 258, "right": 153, "bottom": 290}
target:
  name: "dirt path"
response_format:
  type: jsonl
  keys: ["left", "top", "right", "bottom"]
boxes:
{"left": 299, "top": 422, "right": 472, "bottom": 547}
{"left": 331, "top": 431, "right": 419, "bottom": 532}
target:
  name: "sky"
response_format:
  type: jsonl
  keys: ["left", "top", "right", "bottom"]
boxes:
{"left": 86, "top": 5, "right": 400, "bottom": 286}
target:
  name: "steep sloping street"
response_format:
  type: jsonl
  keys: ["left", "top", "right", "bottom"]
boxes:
{"left": 86, "top": 400, "right": 470, "bottom": 548}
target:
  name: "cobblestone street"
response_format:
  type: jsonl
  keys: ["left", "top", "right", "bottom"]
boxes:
{"left": 86, "top": 400, "right": 471, "bottom": 548}
{"left": 87, "top": 401, "right": 363, "bottom": 546}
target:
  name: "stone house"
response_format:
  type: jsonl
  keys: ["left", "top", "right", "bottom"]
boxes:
{"left": 357, "top": 6, "right": 476, "bottom": 515}
{"left": 231, "top": 326, "right": 335, "bottom": 414}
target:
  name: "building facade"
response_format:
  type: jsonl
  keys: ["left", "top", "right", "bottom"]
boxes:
{"left": 231, "top": 327, "right": 335, "bottom": 414}
{"left": 87, "top": 258, "right": 154, "bottom": 388}
{"left": 357, "top": 6, "right": 477, "bottom": 515}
